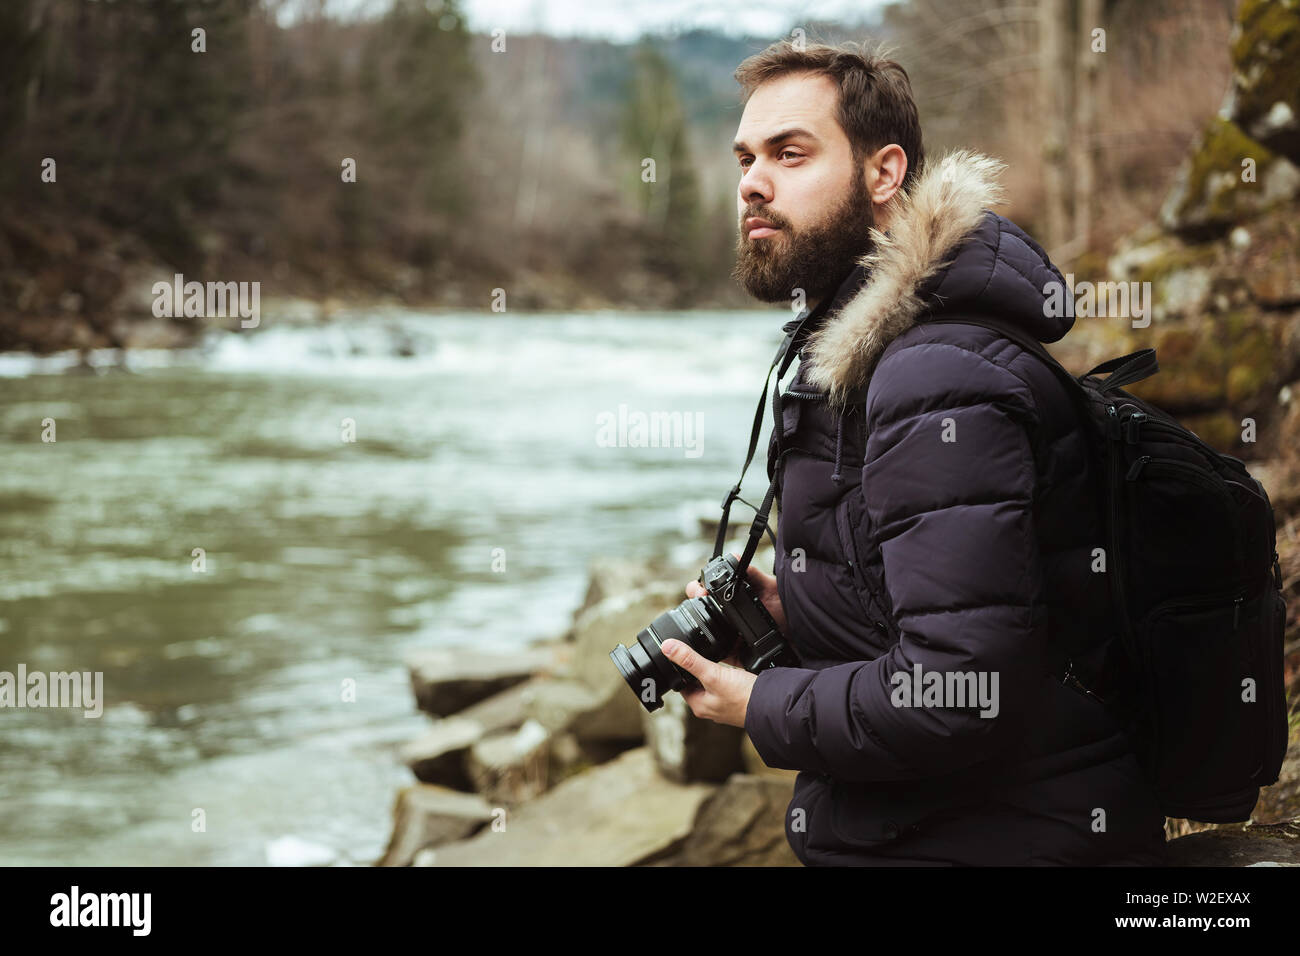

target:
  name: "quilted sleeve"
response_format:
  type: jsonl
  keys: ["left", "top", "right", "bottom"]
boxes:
{"left": 744, "top": 338, "right": 1050, "bottom": 781}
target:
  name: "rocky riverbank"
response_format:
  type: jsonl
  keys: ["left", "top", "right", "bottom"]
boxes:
{"left": 377, "top": 531, "right": 803, "bottom": 868}
{"left": 376, "top": 515, "right": 1300, "bottom": 867}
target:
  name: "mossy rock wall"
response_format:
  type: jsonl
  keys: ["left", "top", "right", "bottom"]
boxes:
{"left": 1160, "top": 1, "right": 1300, "bottom": 237}
{"left": 1109, "top": 0, "right": 1300, "bottom": 460}
{"left": 1229, "top": 0, "right": 1300, "bottom": 163}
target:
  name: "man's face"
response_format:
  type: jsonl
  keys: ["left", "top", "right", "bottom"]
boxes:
{"left": 731, "top": 72, "right": 877, "bottom": 304}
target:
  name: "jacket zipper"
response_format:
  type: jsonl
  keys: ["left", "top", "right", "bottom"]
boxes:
{"left": 844, "top": 535, "right": 898, "bottom": 643}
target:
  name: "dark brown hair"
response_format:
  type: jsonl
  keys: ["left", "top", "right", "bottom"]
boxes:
{"left": 734, "top": 39, "right": 925, "bottom": 191}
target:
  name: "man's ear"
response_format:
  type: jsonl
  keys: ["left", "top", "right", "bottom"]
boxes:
{"left": 865, "top": 144, "right": 908, "bottom": 209}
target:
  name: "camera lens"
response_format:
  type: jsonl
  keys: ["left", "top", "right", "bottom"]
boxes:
{"left": 609, "top": 597, "right": 733, "bottom": 712}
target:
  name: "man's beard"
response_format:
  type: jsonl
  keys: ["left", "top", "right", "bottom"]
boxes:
{"left": 732, "top": 175, "right": 877, "bottom": 304}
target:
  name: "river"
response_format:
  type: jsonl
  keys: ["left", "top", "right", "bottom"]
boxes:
{"left": 0, "top": 307, "right": 784, "bottom": 865}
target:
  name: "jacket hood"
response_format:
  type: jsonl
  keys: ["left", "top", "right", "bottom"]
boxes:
{"left": 801, "top": 149, "right": 1075, "bottom": 405}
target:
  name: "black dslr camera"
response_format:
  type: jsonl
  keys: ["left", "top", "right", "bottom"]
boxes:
{"left": 609, "top": 552, "right": 799, "bottom": 712}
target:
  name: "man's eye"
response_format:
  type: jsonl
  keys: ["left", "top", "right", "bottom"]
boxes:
{"left": 739, "top": 151, "right": 802, "bottom": 169}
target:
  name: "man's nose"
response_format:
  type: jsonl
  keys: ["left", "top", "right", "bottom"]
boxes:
{"left": 738, "top": 162, "right": 773, "bottom": 207}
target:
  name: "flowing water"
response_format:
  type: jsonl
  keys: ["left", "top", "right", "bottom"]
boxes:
{"left": 0, "top": 307, "right": 783, "bottom": 865}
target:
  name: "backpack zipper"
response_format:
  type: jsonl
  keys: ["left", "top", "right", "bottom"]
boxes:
{"left": 1142, "top": 586, "right": 1249, "bottom": 628}
{"left": 1118, "top": 405, "right": 1255, "bottom": 483}
{"left": 1125, "top": 455, "right": 1235, "bottom": 492}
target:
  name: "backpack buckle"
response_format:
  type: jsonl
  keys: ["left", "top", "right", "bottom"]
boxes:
{"left": 1104, "top": 403, "right": 1122, "bottom": 441}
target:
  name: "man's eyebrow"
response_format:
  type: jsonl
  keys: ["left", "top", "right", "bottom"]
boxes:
{"left": 732, "top": 128, "right": 819, "bottom": 154}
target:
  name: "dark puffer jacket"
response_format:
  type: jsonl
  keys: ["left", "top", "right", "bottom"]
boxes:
{"left": 742, "top": 150, "right": 1168, "bottom": 866}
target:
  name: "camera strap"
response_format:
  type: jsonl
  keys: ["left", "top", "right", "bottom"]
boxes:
{"left": 712, "top": 311, "right": 816, "bottom": 572}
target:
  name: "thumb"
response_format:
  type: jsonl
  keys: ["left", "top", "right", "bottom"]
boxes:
{"left": 660, "top": 639, "right": 717, "bottom": 685}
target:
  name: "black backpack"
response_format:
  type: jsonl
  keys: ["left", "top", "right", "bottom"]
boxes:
{"left": 926, "top": 315, "right": 1289, "bottom": 823}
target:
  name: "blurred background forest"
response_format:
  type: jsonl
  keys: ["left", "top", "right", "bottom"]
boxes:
{"left": 0, "top": 0, "right": 1261, "bottom": 350}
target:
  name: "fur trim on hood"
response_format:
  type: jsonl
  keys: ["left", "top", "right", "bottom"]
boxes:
{"left": 802, "top": 149, "right": 1009, "bottom": 405}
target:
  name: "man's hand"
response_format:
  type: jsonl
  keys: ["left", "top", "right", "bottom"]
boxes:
{"left": 665, "top": 552, "right": 782, "bottom": 727}
{"left": 660, "top": 638, "right": 757, "bottom": 728}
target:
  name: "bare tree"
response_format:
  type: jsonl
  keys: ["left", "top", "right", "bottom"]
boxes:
{"left": 1073, "top": 0, "right": 1104, "bottom": 257}
{"left": 1039, "top": 0, "right": 1072, "bottom": 255}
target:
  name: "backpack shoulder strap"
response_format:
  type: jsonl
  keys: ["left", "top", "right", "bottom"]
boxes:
{"left": 920, "top": 313, "right": 1147, "bottom": 713}
{"left": 920, "top": 314, "right": 1159, "bottom": 396}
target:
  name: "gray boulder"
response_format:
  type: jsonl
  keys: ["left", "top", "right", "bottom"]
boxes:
{"left": 642, "top": 687, "right": 746, "bottom": 783}
{"left": 1165, "top": 820, "right": 1300, "bottom": 866}
{"left": 451, "top": 671, "right": 637, "bottom": 745}
{"left": 376, "top": 784, "right": 496, "bottom": 867}
{"left": 414, "top": 747, "right": 715, "bottom": 866}
{"left": 399, "top": 717, "right": 484, "bottom": 789}
{"left": 449, "top": 671, "right": 649, "bottom": 748}
{"left": 561, "top": 582, "right": 682, "bottom": 739}
{"left": 405, "top": 643, "right": 561, "bottom": 717}
{"left": 466, "top": 719, "right": 552, "bottom": 806}
{"left": 521, "top": 675, "right": 645, "bottom": 744}
{"left": 575, "top": 557, "right": 662, "bottom": 619}
{"left": 452, "top": 677, "right": 547, "bottom": 735}
{"left": 401, "top": 678, "right": 636, "bottom": 793}
{"left": 1253, "top": 751, "right": 1300, "bottom": 825}
{"left": 653, "top": 774, "right": 800, "bottom": 867}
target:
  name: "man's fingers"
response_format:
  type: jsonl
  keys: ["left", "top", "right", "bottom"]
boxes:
{"left": 661, "top": 639, "right": 716, "bottom": 685}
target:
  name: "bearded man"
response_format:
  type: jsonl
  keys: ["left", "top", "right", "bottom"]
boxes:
{"left": 658, "top": 39, "right": 1168, "bottom": 866}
